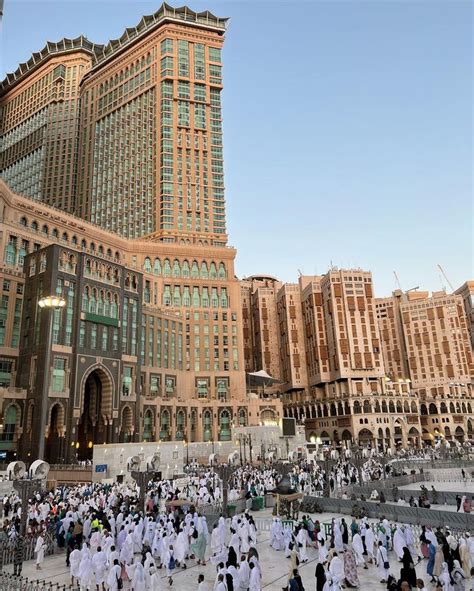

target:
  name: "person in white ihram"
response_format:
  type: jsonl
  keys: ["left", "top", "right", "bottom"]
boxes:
{"left": 34, "top": 534, "right": 46, "bottom": 570}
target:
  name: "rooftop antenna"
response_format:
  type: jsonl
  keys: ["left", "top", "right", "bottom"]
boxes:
{"left": 437, "top": 264, "right": 454, "bottom": 293}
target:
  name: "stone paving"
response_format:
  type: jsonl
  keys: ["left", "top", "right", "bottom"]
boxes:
{"left": 3, "top": 508, "right": 436, "bottom": 590}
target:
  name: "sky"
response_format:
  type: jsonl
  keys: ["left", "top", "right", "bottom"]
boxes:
{"left": 1, "top": 0, "right": 472, "bottom": 297}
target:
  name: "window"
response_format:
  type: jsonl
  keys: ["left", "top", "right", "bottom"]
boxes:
{"left": 52, "top": 358, "right": 66, "bottom": 392}
{"left": 0, "top": 358, "right": 13, "bottom": 387}
{"left": 122, "top": 366, "right": 133, "bottom": 396}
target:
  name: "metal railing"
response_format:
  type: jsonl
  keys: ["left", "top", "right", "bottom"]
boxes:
{"left": 303, "top": 495, "right": 474, "bottom": 534}
{"left": 0, "top": 572, "right": 78, "bottom": 590}
{"left": 0, "top": 526, "right": 55, "bottom": 569}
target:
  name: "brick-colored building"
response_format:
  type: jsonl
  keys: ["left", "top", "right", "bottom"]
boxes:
{"left": 455, "top": 281, "right": 474, "bottom": 349}
{"left": 242, "top": 269, "right": 473, "bottom": 449}
{"left": 376, "top": 290, "right": 474, "bottom": 443}
{"left": 0, "top": 5, "right": 282, "bottom": 462}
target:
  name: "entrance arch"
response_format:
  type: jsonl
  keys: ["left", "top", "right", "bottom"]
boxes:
{"left": 77, "top": 366, "right": 113, "bottom": 460}
{"left": 46, "top": 403, "right": 65, "bottom": 462}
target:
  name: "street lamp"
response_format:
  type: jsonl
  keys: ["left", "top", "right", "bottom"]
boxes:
{"left": 38, "top": 295, "right": 66, "bottom": 461}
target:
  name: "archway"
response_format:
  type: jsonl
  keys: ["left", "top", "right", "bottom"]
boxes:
{"left": 358, "top": 428, "right": 373, "bottom": 446}
{"left": 454, "top": 426, "right": 464, "bottom": 442}
{"left": 46, "top": 403, "right": 65, "bottom": 463}
{"left": 77, "top": 367, "right": 113, "bottom": 460}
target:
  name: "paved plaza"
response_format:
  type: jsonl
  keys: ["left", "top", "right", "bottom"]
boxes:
{"left": 0, "top": 508, "right": 454, "bottom": 590}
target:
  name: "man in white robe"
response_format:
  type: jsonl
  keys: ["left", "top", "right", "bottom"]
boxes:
{"left": 376, "top": 541, "right": 390, "bottom": 583}
{"left": 34, "top": 534, "right": 46, "bottom": 570}
{"left": 92, "top": 546, "right": 107, "bottom": 589}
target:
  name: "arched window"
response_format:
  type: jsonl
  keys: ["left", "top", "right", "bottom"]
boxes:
{"left": 239, "top": 408, "right": 247, "bottom": 426}
{"left": 20, "top": 217, "right": 27, "bottom": 227}
{"left": 396, "top": 401, "right": 402, "bottom": 413}
{"left": 181, "top": 260, "right": 190, "bottom": 278}
{"left": 173, "top": 286, "right": 181, "bottom": 307}
{"left": 52, "top": 228, "right": 58, "bottom": 239}
{"left": 153, "top": 258, "right": 161, "bottom": 275}
{"left": 62, "top": 232, "right": 68, "bottom": 242}
{"left": 172, "top": 259, "right": 180, "bottom": 277}
{"left": 200, "top": 262, "right": 209, "bottom": 279}
{"left": 218, "top": 262, "right": 226, "bottom": 279}
{"left": 192, "top": 287, "right": 200, "bottom": 307}
{"left": 89, "top": 290, "right": 97, "bottom": 314}
{"left": 111, "top": 296, "right": 118, "bottom": 319}
{"left": 82, "top": 287, "right": 89, "bottom": 312}
{"left": 220, "top": 288, "right": 228, "bottom": 308}
{"left": 363, "top": 400, "right": 371, "bottom": 414}
{"left": 143, "top": 410, "right": 153, "bottom": 442}
{"left": 429, "top": 403, "right": 438, "bottom": 415}
{"left": 143, "top": 257, "right": 152, "bottom": 272}
{"left": 219, "top": 410, "right": 231, "bottom": 441}
{"left": 203, "top": 410, "right": 212, "bottom": 441}
{"left": 176, "top": 410, "right": 185, "bottom": 440}
{"left": 191, "top": 261, "right": 199, "bottom": 278}
{"left": 381, "top": 401, "right": 388, "bottom": 413}
{"left": 72, "top": 235, "right": 78, "bottom": 245}
{"left": 353, "top": 401, "right": 361, "bottom": 414}
{"left": 2, "top": 405, "right": 18, "bottom": 442}
{"left": 81, "top": 239, "right": 87, "bottom": 249}
{"left": 389, "top": 401, "right": 395, "bottom": 413}
{"left": 31, "top": 221, "right": 38, "bottom": 231}
{"left": 163, "top": 259, "right": 171, "bottom": 277}
{"left": 160, "top": 409, "right": 170, "bottom": 440}
{"left": 90, "top": 242, "right": 96, "bottom": 252}
{"left": 42, "top": 225, "right": 49, "bottom": 236}
{"left": 210, "top": 262, "right": 217, "bottom": 278}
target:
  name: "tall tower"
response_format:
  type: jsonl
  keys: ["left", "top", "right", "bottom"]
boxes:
{"left": 0, "top": 38, "right": 99, "bottom": 212}
{"left": 77, "top": 5, "right": 228, "bottom": 242}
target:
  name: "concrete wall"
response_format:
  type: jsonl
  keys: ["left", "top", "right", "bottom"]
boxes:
{"left": 92, "top": 425, "right": 307, "bottom": 482}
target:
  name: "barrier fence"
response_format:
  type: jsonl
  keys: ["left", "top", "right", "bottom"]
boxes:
{"left": 0, "top": 572, "right": 77, "bottom": 591}
{"left": 349, "top": 473, "right": 430, "bottom": 496}
{"left": 0, "top": 527, "right": 55, "bottom": 570}
{"left": 304, "top": 495, "right": 474, "bottom": 534}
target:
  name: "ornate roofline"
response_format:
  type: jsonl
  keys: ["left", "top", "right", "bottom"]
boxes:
{"left": 0, "top": 36, "right": 103, "bottom": 95}
{"left": 90, "top": 3, "right": 228, "bottom": 71}
{"left": 1, "top": 4, "right": 228, "bottom": 94}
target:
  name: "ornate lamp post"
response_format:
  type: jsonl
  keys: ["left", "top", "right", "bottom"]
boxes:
{"left": 131, "top": 470, "right": 150, "bottom": 514}
{"left": 215, "top": 464, "right": 236, "bottom": 517}
{"left": 10, "top": 460, "right": 49, "bottom": 575}
{"left": 37, "top": 295, "right": 66, "bottom": 461}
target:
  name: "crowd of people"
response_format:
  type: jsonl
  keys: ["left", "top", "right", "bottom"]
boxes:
{"left": 0, "top": 459, "right": 471, "bottom": 590}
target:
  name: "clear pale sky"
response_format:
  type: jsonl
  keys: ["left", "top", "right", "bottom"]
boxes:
{"left": 1, "top": 0, "right": 472, "bottom": 296}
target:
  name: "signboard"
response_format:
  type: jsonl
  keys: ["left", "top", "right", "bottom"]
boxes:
{"left": 95, "top": 464, "right": 108, "bottom": 473}
{"left": 0, "top": 451, "right": 7, "bottom": 460}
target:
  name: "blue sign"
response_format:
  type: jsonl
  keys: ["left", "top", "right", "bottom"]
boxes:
{"left": 95, "top": 464, "right": 107, "bottom": 473}
{"left": 0, "top": 452, "right": 7, "bottom": 460}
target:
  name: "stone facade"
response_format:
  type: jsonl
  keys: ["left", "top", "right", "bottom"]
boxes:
{"left": 241, "top": 270, "right": 473, "bottom": 449}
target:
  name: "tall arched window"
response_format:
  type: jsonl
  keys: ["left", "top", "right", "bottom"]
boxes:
{"left": 2, "top": 405, "right": 18, "bottom": 442}
{"left": 143, "top": 257, "right": 152, "bottom": 272}
{"left": 200, "top": 262, "right": 209, "bottom": 279}
{"left": 163, "top": 259, "right": 171, "bottom": 277}
{"left": 182, "top": 260, "right": 190, "bottom": 277}
{"left": 172, "top": 259, "right": 180, "bottom": 277}
{"left": 153, "top": 258, "right": 162, "bottom": 276}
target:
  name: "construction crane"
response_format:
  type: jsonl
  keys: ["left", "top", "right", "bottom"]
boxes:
{"left": 393, "top": 271, "right": 402, "bottom": 290}
{"left": 437, "top": 264, "right": 455, "bottom": 293}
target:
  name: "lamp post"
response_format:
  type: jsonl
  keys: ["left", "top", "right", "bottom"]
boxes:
{"left": 184, "top": 437, "right": 189, "bottom": 466}
{"left": 215, "top": 464, "right": 236, "bottom": 517}
{"left": 237, "top": 436, "right": 243, "bottom": 465}
{"left": 38, "top": 295, "right": 66, "bottom": 461}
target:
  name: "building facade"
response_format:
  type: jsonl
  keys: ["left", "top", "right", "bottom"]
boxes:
{"left": 455, "top": 281, "right": 474, "bottom": 349}
{"left": 0, "top": 5, "right": 282, "bottom": 462}
{"left": 376, "top": 290, "right": 474, "bottom": 443}
{"left": 241, "top": 270, "right": 474, "bottom": 449}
